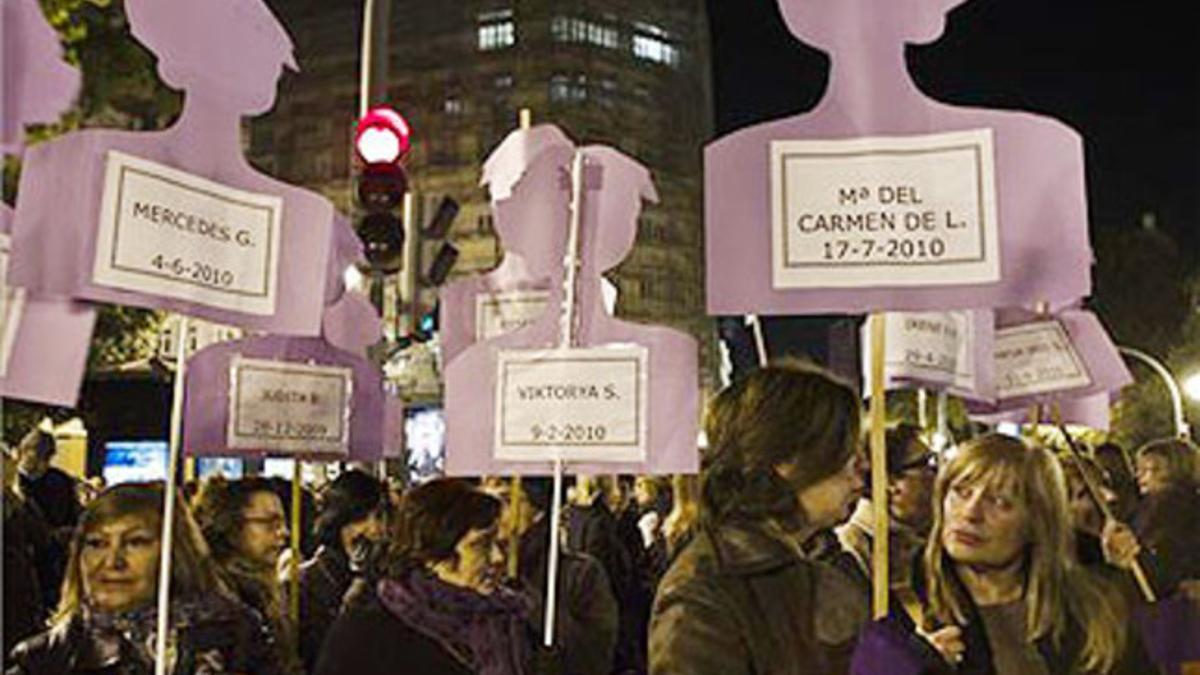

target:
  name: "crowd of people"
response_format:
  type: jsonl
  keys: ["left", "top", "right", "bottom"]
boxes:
{"left": 4, "top": 361, "right": 1200, "bottom": 674}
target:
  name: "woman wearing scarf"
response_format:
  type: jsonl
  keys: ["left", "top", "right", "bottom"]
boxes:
{"left": 6, "top": 483, "right": 278, "bottom": 674}
{"left": 315, "top": 478, "right": 536, "bottom": 675}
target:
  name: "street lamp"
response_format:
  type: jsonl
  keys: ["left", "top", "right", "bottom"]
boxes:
{"left": 1118, "top": 346, "right": 1191, "bottom": 438}
{"left": 1184, "top": 372, "right": 1200, "bottom": 403}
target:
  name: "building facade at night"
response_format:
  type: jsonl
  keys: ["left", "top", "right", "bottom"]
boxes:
{"left": 252, "top": 0, "right": 715, "bottom": 382}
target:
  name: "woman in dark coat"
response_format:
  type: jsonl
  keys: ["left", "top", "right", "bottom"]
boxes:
{"left": 649, "top": 362, "right": 870, "bottom": 675}
{"left": 315, "top": 479, "right": 535, "bottom": 675}
{"left": 6, "top": 483, "right": 278, "bottom": 675}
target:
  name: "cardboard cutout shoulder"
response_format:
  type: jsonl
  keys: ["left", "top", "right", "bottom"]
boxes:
{"left": 8, "top": 0, "right": 352, "bottom": 335}
{"left": 446, "top": 139, "right": 700, "bottom": 475}
{"left": 706, "top": 0, "right": 1091, "bottom": 314}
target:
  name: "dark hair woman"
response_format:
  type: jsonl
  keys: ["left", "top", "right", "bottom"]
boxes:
{"left": 649, "top": 361, "right": 870, "bottom": 675}
{"left": 315, "top": 478, "right": 535, "bottom": 675}
{"left": 190, "top": 476, "right": 301, "bottom": 674}
{"left": 6, "top": 483, "right": 279, "bottom": 674}
{"left": 1128, "top": 438, "right": 1200, "bottom": 595}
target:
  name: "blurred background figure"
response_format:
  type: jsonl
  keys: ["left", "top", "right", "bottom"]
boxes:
{"left": 7, "top": 483, "right": 279, "bottom": 674}
{"left": 3, "top": 447, "right": 52, "bottom": 661}
{"left": 316, "top": 478, "right": 535, "bottom": 674}
{"left": 14, "top": 426, "right": 81, "bottom": 610}
{"left": 192, "top": 476, "right": 301, "bottom": 674}
{"left": 1128, "top": 438, "right": 1200, "bottom": 597}
{"left": 297, "top": 469, "right": 389, "bottom": 672}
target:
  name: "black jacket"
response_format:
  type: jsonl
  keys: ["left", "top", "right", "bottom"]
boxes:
{"left": 297, "top": 546, "right": 354, "bottom": 673}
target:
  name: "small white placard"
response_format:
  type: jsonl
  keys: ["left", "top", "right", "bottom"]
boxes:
{"left": 494, "top": 346, "right": 648, "bottom": 462}
{"left": 0, "top": 234, "right": 27, "bottom": 378}
{"left": 878, "top": 311, "right": 976, "bottom": 392}
{"left": 994, "top": 321, "right": 1091, "bottom": 398}
{"left": 93, "top": 151, "right": 282, "bottom": 315}
{"left": 228, "top": 357, "right": 352, "bottom": 455}
{"left": 475, "top": 290, "right": 551, "bottom": 341}
{"left": 770, "top": 129, "right": 1000, "bottom": 289}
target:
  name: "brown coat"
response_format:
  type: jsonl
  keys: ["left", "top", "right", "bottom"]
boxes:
{"left": 649, "top": 520, "right": 869, "bottom": 675}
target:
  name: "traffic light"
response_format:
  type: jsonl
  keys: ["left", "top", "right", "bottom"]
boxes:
{"left": 422, "top": 196, "right": 460, "bottom": 287}
{"left": 354, "top": 106, "right": 412, "bottom": 273}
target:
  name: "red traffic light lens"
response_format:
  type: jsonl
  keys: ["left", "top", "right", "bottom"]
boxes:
{"left": 355, "top": 106, "right": 412, "bottom": 165}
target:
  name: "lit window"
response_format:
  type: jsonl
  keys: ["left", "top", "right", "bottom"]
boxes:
{"left": 444, "top": 97, "right": 464, "bottom": 115}
{"left": 478, "top": 9, "right": 515, "bottom": 51}
{"left": 549, "top": 74, "right": 588, "bottom": 103}
{"left": 550, "top": 16, "right": 618, "bottom": 49}
{"left": 632, "top": 21, "right": 678, "bottom": 66}
{"left": 494, "top": 74, "right": 514, "bottom": 89}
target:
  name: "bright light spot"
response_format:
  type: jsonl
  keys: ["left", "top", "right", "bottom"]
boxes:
{"left": 356, "top": 127, "right": 402, "bottom": 164}
{"left": 343, "top": 265, "right": 365, "bottom": 292}
{"left": 1184, "top": 372, "right": 1200, "bottom": 402}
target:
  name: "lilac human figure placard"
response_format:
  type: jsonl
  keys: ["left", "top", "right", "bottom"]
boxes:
{"left": 706, "top": 0, "right": 1091, "bottom": 314}
{"left": 863, "top": 309, "right": 995, "bottom": 402}
{"left": 439, "top": 125, "right": 574, "bottom": 366}
{"left": 321, "top": 290, "right": 382, "bottom": 358}
{"left": 183, "top": 335, "right": 387, "bottom": 461}
{"left": 8, "top": 0, "right": 350, "bottom": 335}
{"left": 0, "top": 0, "right": 95, "bottom": 407}
{"left": 446, "top": 138, "right": 700, "bottom": 476}
{"left": 969, "top": 392, "right": 1111, "bottom": 431}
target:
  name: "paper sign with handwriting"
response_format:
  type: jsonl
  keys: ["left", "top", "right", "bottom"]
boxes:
{"left": 770, "top": 129, "right": 999, "bottom": 289}
{"left": 93, "top": 151, "right": 282, "bottom": 315}
{"left": 994, "top": 321, "right": 1091, "bottom": 398}
{"left": 0, "top": 235, "right": 28, "bottom": 378}
{"left": 494, "top": 346, "right": 648, "bottom": 463}
{"left": 881, "top": 311, "right": 975, "bottom": 392}
{"left": 474, "top": 290, "right": 550, "bottom": 341}
{"left": 228, "top": 357, "right": 352, "bottom": 455}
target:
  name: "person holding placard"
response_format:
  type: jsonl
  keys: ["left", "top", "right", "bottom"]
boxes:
{"left": 649, "top": 363, "right": 869, "bottom": 675}
{"left": 893, "top": 435, "right": 1152, "bottom": 674}
{"left": 1123, "top": 439, "right": 1200, "bottom": 598}
{"left": 6, "top": 483, "right": 279, "bottom": 674}
{"left": 191, "top": 477, "right": 302, "bottom": 675}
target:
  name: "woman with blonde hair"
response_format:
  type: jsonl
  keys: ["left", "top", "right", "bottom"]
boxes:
{"left": 915, "top": 434, "right": 1151, "bottom": 674}
{"left": 7, "top": 483, "right": 278, "bottom": 673}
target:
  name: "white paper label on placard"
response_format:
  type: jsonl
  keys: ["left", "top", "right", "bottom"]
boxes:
{"left": 880, "top": 311, "right": 976, "bottom": 392}
{"left": 228, "top": 357, "right": 352, "bottom": 455}
{"left": 494, "top": 346, "right": 648, "bottom": 463}
{"left": 93, "top": 151, "right": 282, "bottom": 315}
{"left": 0, "top": 234, "right": 27, "bottom": 379}
{"left": 475, "top": 290, "right": 550, "bottom": 341}
{"left": 994, "top": 321, "right": 1091, "bottom": 398}
{"left": 770, "top": 129, "right": 1000, "bottom": 289}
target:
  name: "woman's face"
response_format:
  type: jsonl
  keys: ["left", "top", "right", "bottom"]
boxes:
{"left": 1136, "top": 455, "right": 1172, "bottom": 496}
{"left": 237, "top": 491, "right": 288, "bottom": 569}
{"left": 796, "top": 450, "right": 865, "bottom": 530}
{"left": 81, "top": 514, "right": 160, "bottom": 614}
{"left": 449, "top": 525, "right": 504, "bottom": 594}
{"left": 634, "top": 477, "right": 656, "bottom": 508}
{"left": 941, "top": 475, "right": 1028, "bottom": 568}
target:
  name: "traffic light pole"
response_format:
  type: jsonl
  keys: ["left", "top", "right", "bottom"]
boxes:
{"left": 359, "top": 0, "right": 391, "bottom": 117}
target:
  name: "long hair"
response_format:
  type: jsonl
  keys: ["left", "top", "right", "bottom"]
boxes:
{"left": 1135, "top": 437, "right": 1199, "bottom": 489}
{"left": 383, "top": 478, "right": 501, "bottom": 577}
{"left": 924, "top": 435, "right": 1126, "bottom": 673}
{"left": 53, "top": 483, "right": 228, "bottom": 626}
{"left": 663, "top": 473, "right": 700, "bottom": 555}
{"left": 700, "top": 361, "right": 861, "bottom": 530}
{"left": 190, "top": 477, "right": 283, "bottom": 615}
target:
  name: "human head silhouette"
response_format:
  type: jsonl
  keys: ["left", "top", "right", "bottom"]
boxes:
{"left": 778, "top": 0, "right": 969, "bottom": 51}
{"left": 125, "top": 0, "right": 298, "bottom": 116}
{"left": 578, "top": 146, "right": 658, "bottom": 274}
{"left": 3, "top": 0, "right": 80, "bottom": 151}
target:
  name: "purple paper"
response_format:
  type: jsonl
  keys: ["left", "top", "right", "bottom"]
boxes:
{"left": 706, "top": 0, "right": 1091, "bottom": 314}
{"left": 850, "top": 620, "right": 930, "bottom": 675}
{"left": 1, "top": 0, "right": 80, "bottom": 153}
{"left": 440, "top": 125, "right": 574, "bottom": 366}
{"left": 872, "top": 309, "right": 996, "bottom": 402}
{"left": 968, "top": 392, "right": 1111, "bottom": 431}
{"left": 8, "top": 0, "right": 337, "bottom": 336}
{"left": 1135, "top": 597, "right": 1200, "bottom": 669}
{"left": 445, "top": 136, "right": 700, "bottom": 476}
{"left": 321, "top": 290, "right": 382, "bottom": 358}
{"left": 182, "top": 335, "right": 388, "bottom": 461}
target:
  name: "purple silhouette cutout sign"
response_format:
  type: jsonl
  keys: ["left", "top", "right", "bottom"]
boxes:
{"left": 439, "top": 125, "right": 573, "bottom": 366}
{"left": 706, "top": 0, "right": 1091, "bottom": 314}
{"left": 1, "top": 0, "right": 95, "bottom": 407}
{"left": 182, "top": 335, "right": 394, "bottom": 461}
{"left": 8, "top": 0, "right": 353, "bottom": 335}
{"left": 445, "top": 131, "right": 700, "bottom": 476}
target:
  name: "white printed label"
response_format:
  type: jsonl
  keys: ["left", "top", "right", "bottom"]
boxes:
{"left": 228, "top": 357, "right": 352, "bottom": 455}
{"left": 93, "top": 151, "right": 282, "bottom": 315}
{"left": 0, "top": 235, "right": 27, "bottom": 379}
{"left": 475, "top": 290, "right": 550, "bottom": 341}
{"left": 878, "top": 311, "right": 976, "bottom": 392}
{"left": 494, "top": 346, "right": 648, "bottom": 463}
{"left": 770, "top": 129, "right": 1000, "bottom": 289}
{"left": 994, "top": 321, "right": 1091, "bottom": 398}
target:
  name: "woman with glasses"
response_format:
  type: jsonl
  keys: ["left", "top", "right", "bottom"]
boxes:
{"left": 192, "top": 476, "right": 301, "bottom": 674}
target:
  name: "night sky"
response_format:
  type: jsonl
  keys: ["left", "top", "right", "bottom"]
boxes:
{"left": 704, "top": 0, "right": 1199, "bottom": 260}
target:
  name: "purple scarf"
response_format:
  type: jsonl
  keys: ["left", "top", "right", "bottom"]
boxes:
{"left": 377, "top": 569, "right": 532, "bottom": 675}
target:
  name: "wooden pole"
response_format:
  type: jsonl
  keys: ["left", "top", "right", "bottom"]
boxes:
{"left": 289, "top": 460, "right": 303, "bottom": 623}
{"left": 749, "top": 314, "right": 768, "bottom": 368}
{"left": 868, "top": 314, "right": 889, "bottom": 619}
